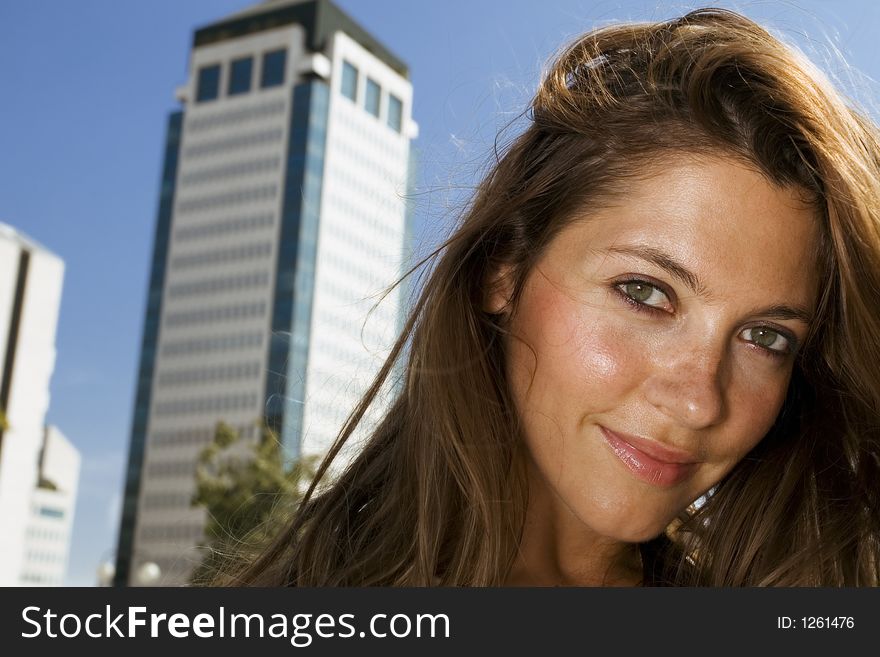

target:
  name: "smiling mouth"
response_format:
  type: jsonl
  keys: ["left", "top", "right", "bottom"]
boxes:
{"left": 599, "top": 426, "right": 699, "bottom": 488}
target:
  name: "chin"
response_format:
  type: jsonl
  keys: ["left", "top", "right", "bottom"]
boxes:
{"left": 585, "top": 507, "right": 673, "bottom": 544}
{"left": 610, "top": 524, "right": 669, "bottom": 544}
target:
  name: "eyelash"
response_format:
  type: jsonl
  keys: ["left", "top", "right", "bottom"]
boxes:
{"left": 612, "top": 278, "right": 796, "bottom": 359}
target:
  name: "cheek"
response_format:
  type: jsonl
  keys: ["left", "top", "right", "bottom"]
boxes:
{"left": 508, "top": 283, "right": 643, "bottom": 414}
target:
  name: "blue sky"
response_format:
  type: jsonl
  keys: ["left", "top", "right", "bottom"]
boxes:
{"left": 1, "top": 0, "right": 879, "bottom": 587}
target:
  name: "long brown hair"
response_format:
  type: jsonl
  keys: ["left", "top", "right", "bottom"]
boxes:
{"left": 230, "top": 8, "right": 880, "bottom": 586}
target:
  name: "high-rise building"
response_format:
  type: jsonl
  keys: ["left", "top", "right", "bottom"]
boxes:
{"left": 20, "top": 425, "right": 81, "bottom": 586}
{"left": 115, "top": 0, "right": 416, "bottom": 585}
{"left": 0, "top": 222, "right": 67, "bottom": 586}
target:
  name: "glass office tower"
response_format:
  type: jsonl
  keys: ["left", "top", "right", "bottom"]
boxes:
{"left": 115, "top": 0, "right": 415, "bottom": 586}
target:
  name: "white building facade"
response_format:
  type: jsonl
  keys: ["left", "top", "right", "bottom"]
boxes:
{"left": 20, "top": 425, "right": 81, "bottom": 586}
{"left": 116, "top": 0, "right": 416, "bottom": 586}
{"left": 0, "top": 222, "right": 67, "bottom": 586}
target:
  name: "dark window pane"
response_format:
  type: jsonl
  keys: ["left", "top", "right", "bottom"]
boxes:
{"left": 228, "top": 56, "right": 253, "bottom": 96}
{"left": 341, "top": 60, "right": 358, "bottom": 101}
{"left": 365, "top": 78, "right": 381, "bottom": 117}
{"left": 196, "top": 64, "right": 221, "bottom": 102}
{"left": 261, "top": 49, "right": 286, "bottom": 88}
{"left": 387, "top": 93, "right": 403, "bottom": 132}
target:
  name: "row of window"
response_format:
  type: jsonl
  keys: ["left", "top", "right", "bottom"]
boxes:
{"left": 176, "top": 184, "right": 278, "bottom": 214}
{"left": 167, "top": 271, "right": 270, "bottom": 299}
{"left": 139, "top": 523, "right": 206, "bottom": 542}
{"left": 183, "top": 127, "right": 284, "bottom": 159}
{"left": 314, "top": 293, "right": 397, "bottom": 341}
{"left": 340, "top": 60, "right": 403, "bottom": 133}
{"left": 170, "top": 241, "right": 272, "bottom": 270}
{"left": 332, "top": 137, "right": 407, "bottom": 190}
{"left": 150, "top": 423, "right": 258, "bottom": 447}
{"left": 310, "top": 338, "right": 384, "bottom": 374}
{"left": 196, "top": 49, "right": 287, "bottom": 103}
{"left": 187, "top": 99, "right": 286, "bottom": 133}
{"left": 326, "top": 189, "right": 404, "bottom": 252}
{"left": 21, "top": 573, "right": 62, "bottom": 585}
{"left": 179, "top": 155, "right": 281, "bottom": 186}
{"left": 304, "top": 397, "right": 359, "bottom": 429}
{"left": 317, "top": 270, "right": 390, "bottom": 307}
{"left": 160, "top": 332, "right": 264, "bottom": 357}
{"left": 157, "top": 361, "right": 262, "bottom": 387}
{"left": 312, "top": 237, "right": 401, "bottom": 299}
{"left": 26, "top": 526, "right": 66, "bottom": 542}
{"left": 25, "top": 549, "right": 65, "bottom": 564}
{"left": 164, "top": 301, "right": 267, "bottom": 328}
{"left": 143, "top": 492, "right": 193, "bottom": 510}
{"left": 146, "top": 460, "right": 198, "bottom": 478}
{"left": 174, "top": 213, "right": 275, "bottom": 243}
{"left": 153, "top": 392, "right": 258, "bottom": 417}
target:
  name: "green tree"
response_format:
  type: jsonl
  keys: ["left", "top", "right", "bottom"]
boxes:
{"left": 190, "top": 421, "right": 318, "bottom": 585}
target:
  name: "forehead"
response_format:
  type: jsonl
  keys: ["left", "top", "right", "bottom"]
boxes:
{"left": 551, "top": 155, "right": 821, "bottom": 308}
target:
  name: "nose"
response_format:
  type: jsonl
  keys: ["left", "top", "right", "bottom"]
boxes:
{"left": 642, "top": 340, "right": 727, "bottom": 430}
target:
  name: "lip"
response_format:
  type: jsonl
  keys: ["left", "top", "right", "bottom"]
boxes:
{"left": 599, "top": 426, "right": 699, "bottom": 488}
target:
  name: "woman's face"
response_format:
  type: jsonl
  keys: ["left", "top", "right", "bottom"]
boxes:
{"left": 498, "top": 154, "right": 820, "bottom": 543}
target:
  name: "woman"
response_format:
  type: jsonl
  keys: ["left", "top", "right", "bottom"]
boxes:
{"left": 231, "top": 8, "right": 880, "bottom": 586}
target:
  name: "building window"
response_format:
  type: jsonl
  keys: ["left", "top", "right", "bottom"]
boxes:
{"left": 365, "top": 78, "right": 381, "bottom": 117}
{"left": 196, "top": 64, "right": 221, "bottom": 102}
{"left": 39, "top": 506, "right": 64, "bottom": 519}
{"left": 341, "top": 60, "right": 358, "bottom": 101}
{"left": 228, "top": 56, "right": 253, "bottom": 96}
{"left": 387, "top": 93, "right": 403, "bottom": 132}
{"left": 261, "top": 49, "right": 286, "bottom": 88}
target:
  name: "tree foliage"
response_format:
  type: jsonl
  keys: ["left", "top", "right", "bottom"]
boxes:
{"left": 190, "top": 421, "right": 318, "bottom": 585}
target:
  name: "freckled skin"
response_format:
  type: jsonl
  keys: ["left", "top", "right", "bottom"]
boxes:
{"left": 497, "top": 155, "right": 820, "bottom": 584}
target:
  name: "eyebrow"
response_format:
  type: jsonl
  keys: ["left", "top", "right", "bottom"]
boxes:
{"left": 602, "top": 244, "right": 814, "bottom": 325}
